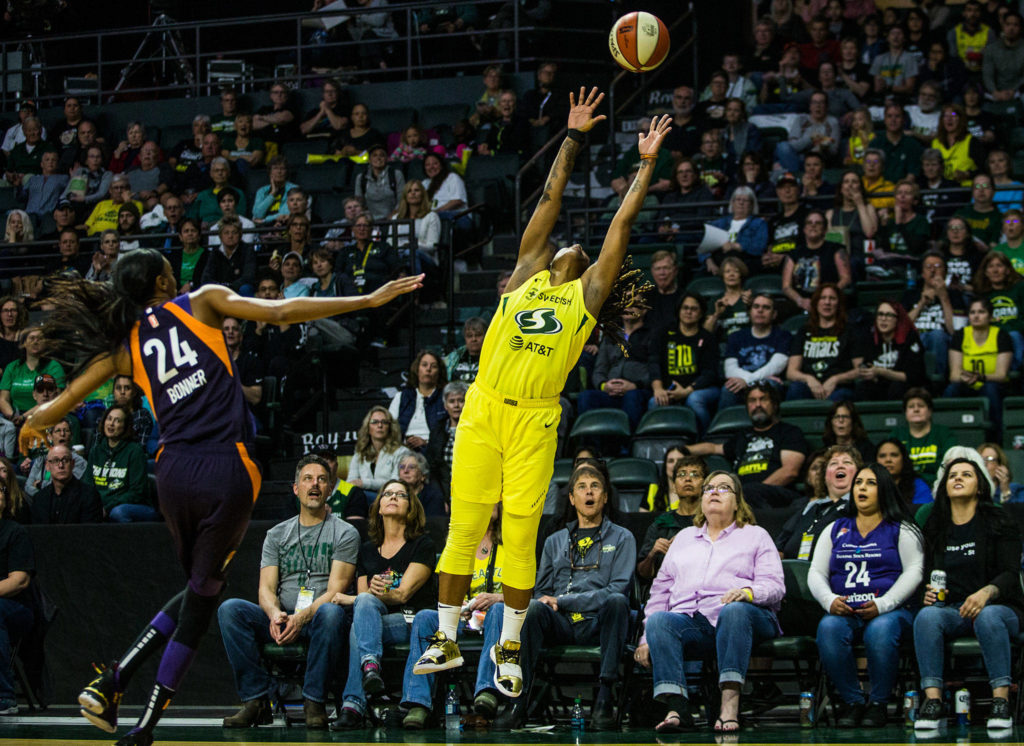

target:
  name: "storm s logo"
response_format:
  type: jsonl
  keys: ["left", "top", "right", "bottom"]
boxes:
{"left": 514, "top": 308, "right": 562, "bottom": 335}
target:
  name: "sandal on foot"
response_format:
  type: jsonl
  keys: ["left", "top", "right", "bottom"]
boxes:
{"left": 655, "top": 712, "right": 683, "bottom": 733}
{"left": 714, "top": 717, "right": 742, "bottom": 732}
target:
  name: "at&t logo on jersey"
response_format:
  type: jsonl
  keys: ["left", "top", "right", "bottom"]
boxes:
{"left": 508, "top": 334, "right": 554, "bottom": 357}
{"left": 514, "top": 308, "right": 563, "bottom": 335}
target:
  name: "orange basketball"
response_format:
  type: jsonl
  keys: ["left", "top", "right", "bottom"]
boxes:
{"left": 609, "top": 11, "right": 670, "bottom": 73}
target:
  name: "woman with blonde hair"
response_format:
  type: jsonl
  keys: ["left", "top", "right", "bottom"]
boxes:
{"left": 391, "top": 179, "right": 441, "bottom": 267}
{"left": 347, "top": 406, "right": 412, "bottom": 493}
{"left": 0, "top": 456, "right": 28, "bottom": 522}
{"left": 636, "top": 471, "right": 783, "bottom": 733}
{"left": 978, "top": 442, "right": 1024, "bottom": 503}
{"left": 3, "top": 209, "right": 32, "bottom": 245}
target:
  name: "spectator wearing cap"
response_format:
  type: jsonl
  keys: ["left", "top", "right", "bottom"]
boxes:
{"left": 83, "top": 174, "right": 143, "bottom": 235}
{"left": 774, "top": 91, "right": 839, "bottom": 174}
{"left": 30, "top": 444, "right": 101, "bottom": 524}
{"left": 0, "top": 331, "right": 65, "bottom": 427}
{"left": 4, "top": 117, "right": 56, "bottom": 188}
{"left": 355, "top": 144, "right": 405, "bottom": 220}
{"left": 22, "top": 150, "right": 68, "bottom": 229}
{"left": 868, "top": 104, "right": 923, "bottom": 183}
{"left": 763, "top": 172, "right": 810, "bottom": 269}
{"left": 280, "top": 251, "right": 312, "bottom": 299}
{"left": 17, "top": 374, "right": 65, "bottom": 463}
{"left": 0, "top": 100, "right": 45, "bottom": 155}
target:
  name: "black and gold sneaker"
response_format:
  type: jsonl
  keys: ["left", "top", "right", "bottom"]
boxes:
{"left": 413, "top": 631, "right": 464, "bottom": 674}
{"left": 491, "top": 640, "right": 523, "bottom": 698}
{"left": 78, "top": 662, "right": 121, "bottom": 733}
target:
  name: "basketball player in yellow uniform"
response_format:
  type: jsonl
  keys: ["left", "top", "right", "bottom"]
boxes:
{"left": 413, "top": 86, "right": 670, "bottom": 697}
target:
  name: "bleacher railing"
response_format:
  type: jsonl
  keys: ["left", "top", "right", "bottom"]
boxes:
{"left": 0, "top": 0, "right": 610, "bottom": 109}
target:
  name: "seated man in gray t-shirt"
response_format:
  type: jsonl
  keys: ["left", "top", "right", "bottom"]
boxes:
{"left": 218, "top": 455, "right": 360, "bottom": 730}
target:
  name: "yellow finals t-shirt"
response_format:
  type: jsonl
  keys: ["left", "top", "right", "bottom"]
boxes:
{"left": 476, "top": 270, "right": 596, "bottom": 400}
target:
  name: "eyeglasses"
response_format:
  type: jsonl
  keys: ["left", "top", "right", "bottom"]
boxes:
{"left": 380, "top": 490, "right": 409, "bottom": 500}
{"left": 675, "top": 470, "right": 704, "bottom": 479}
{"left": 369, "top": 419, "right": 389, "bottom": 426}
{"left": 974, "top": 184, "right": 993, "bottom": 190}
{"left": 703, "top": 484, "right": 734, "bottom": 495}
{"left": 984, "top": 455, "right": 999, "bottom": 462}
{"left": 876, "top": 311, "right": 898, "bottom": 319}
{"left": 46, "top": 456, "right": 70, "bottom": 465}
{"left": 831, "top": 414, "right": 852, "bottom": 421}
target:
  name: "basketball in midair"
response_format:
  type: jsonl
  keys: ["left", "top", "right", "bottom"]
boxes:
{"left": 609, "top": 11, "right": 670, "bottom": 73}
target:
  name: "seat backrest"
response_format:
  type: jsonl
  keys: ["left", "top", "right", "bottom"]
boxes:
{"left": 778, "top": 559, "right": 823, "bottom": 637}
{"left": 608, "top": 457, "right": 659, "bottom": 487}
{"left": 635, "top": 407, "right": 698, "bottom": 439}
{"left": 705, "top": 405, "right": 751, "bottom": 441}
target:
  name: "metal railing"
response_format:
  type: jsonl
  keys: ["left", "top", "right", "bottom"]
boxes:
{"left": 0, "top": 0, "right": 610, "bottom": 109}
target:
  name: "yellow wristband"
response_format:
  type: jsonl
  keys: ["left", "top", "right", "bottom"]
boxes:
{"left": 600, "top": 382, "right": 606, "bottom": 391}
{"left": 639, "top": 154, "right": 657, "bottom": 161}
{"left": 742, "top": 588, "right": 754, "bottom": 602}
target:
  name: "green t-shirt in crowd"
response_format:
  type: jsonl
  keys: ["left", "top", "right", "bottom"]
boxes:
{"left": 994, "top": 242, "right": 1024, "bottom": 276}
{"left": 0, "top": 359, "right": 66, "bottom": 413}
{"left": 890, "top": 423, "right": 958, "bottom": 483}
{"left": 955, "top": 205, "right": 1005, "bottom": 247}
{"left": 987, "top": 284, "right": 1024, "bottom": 334}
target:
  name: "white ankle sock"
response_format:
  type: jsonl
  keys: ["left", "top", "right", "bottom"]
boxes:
{"left": 437, "top": 603, "right": 460, "bottom": 641}
{"left": 499, "top": 606, "right": 527, "bottom": 645}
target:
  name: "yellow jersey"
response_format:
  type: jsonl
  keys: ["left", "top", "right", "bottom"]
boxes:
{"left": 961, "top": 326, "right": 1003, "bottom": 390}
{"left": 476, "top": 270, "right": 596, "bottom": 401}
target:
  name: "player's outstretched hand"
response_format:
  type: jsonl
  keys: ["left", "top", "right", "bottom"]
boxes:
{"left": 567, "top": 87, "right": 607, "bottom": 133}
{"left": 637, "top": 114, "right": 672, "bottom": 157}
{"left": 366, "top": 273, "right": 425, "bottom": 307}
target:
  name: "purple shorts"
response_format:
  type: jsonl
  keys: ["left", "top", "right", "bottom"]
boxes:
{"left": 155, "top": 442, "right": 262, "bottom": 597}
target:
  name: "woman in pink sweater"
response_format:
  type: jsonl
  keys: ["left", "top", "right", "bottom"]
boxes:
{"left": 634, "top": 470, "right": 784, "bottom": 734}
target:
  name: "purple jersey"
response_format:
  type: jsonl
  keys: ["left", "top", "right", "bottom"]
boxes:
{"left": 827, "top": 517, "right": 903, "bottom": 608}
{"left": 129, "top": 293, "right": 252, "bottom": 448}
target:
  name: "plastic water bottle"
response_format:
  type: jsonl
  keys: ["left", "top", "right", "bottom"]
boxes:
{"left": 570, "top": 696, "right": 585, "bottom": 735}
{"left": 445, "top": 684, "right": 461, "bottom": 735}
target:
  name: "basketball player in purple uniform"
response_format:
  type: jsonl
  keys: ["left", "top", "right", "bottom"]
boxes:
{"left": 27, "top": 249, "right": 421, "bottom": 746}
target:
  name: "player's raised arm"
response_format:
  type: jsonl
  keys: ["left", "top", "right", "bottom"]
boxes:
{"left": 510, "top": 87, "right": 606, "bottom": 289}
{"left": 582, "top": 114, "right": 670, "bottom": 315}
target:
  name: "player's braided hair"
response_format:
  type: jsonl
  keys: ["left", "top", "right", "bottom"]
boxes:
{"left": 594, "top": 255, "right": 653, "bottom": 354}
{"left": 40, "top": 249, "right": 166, "bottom": 376}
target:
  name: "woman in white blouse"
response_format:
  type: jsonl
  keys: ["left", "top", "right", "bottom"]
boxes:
{"left": 809, "top": 462, "right": 924, "bottom": 728}
{"left": 348, "top": 406, "right": 412, "bottom": 493}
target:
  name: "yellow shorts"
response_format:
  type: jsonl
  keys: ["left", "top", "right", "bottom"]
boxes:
{"left": 450, "top": 382, "right": 560, "bottom": 516}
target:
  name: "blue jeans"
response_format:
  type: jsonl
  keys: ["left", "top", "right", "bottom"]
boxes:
{"left": 943, "top": 382, "right": 1004, "bottom": 434}
{"left": 913, "top": 603, "right": 1020, "bottom": 690}
{"left": 919, "top": 329, "right": 951, "bottom": 382}
{"left": 816, "top": 609, "right": 913, "bottom": 705}
{"left": 342, "top": 593, "right": 410, "bottom": 713}
{"left": 217, "top": 598, "right": 350, "bottom": 703}
{"left": 774, "top": 141, "right": 803, "bottom": 173}
{"left": 473, "top": 597, "right": 631, "bottom": 699}
{"left": 401, "top": 610, "right": 470, "bottom": 709}
{"left": 785, "top": 380, "right": 855, "bottom": 403}
{"left": 0, "top": 598, "right": 32, "bottom": 701}
{"left": 577, "top": 388, "right": 650, "bottom": 431}
{"left": 108, "top": 503, "right": 161, "bottom": 522}
{"left": 648, "top": 386, "right": 720, "bottom": 436}
{"left": 1010, "top": 330, "right": 1024, "bottom": 370}
{"left": 645, "top": 603, "right": 778, "bottom": 699}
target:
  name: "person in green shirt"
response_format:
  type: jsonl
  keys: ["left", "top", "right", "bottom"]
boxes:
{"left": 974, "top": 250, "right": 1024, "bottom": 368}
{"left": 993, "top": 208, "right": 1024, "bottom": 276}
{"left": 0, "top": 327, "right": 66, "bottom": 425}
{"left": 86, "top": 404, "right": 152, "bottom": 522}
{"left": 876, "top": 178, "right": 930, "bottom": 269}
{"left": 889, "top": 387, "right": 958, "bottom": 484}
{"left": 954, "top": 173, "right": 1004, "bottom": 248}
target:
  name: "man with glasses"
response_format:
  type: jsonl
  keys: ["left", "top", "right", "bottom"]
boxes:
{"left": 210, "top": 88, "right": 238, "bottom": 135}
{"left": 688, "top": 382, "right": 807, "bottom": 508}
{"left": 24, "top": 417, "right": 85, "bottom": 497}
{"left": 84, "top": 175, "right": 142, "bottom": 235}
{"left": 29, "top": 444, "right": 100, "bottom": 524}
{"left": 719, "top": 294, "right": 792, "bottom": 409}
{"left": 955, "top": 173, "right": 1005, "bottom": 248}
{"left": 217, "top": 455, "right": 359, "bottom": 730}
{"left": 475, "top": 463, "right": 634, "bottom": 730}
{"left": 663, "top": 86, "right": 701, "bottom": 159}
{"left": 995, "top": 208, "right": 1024, "bottom": 273}
{"left": 637, "top": 455, "right": 708, "bottom": 580}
